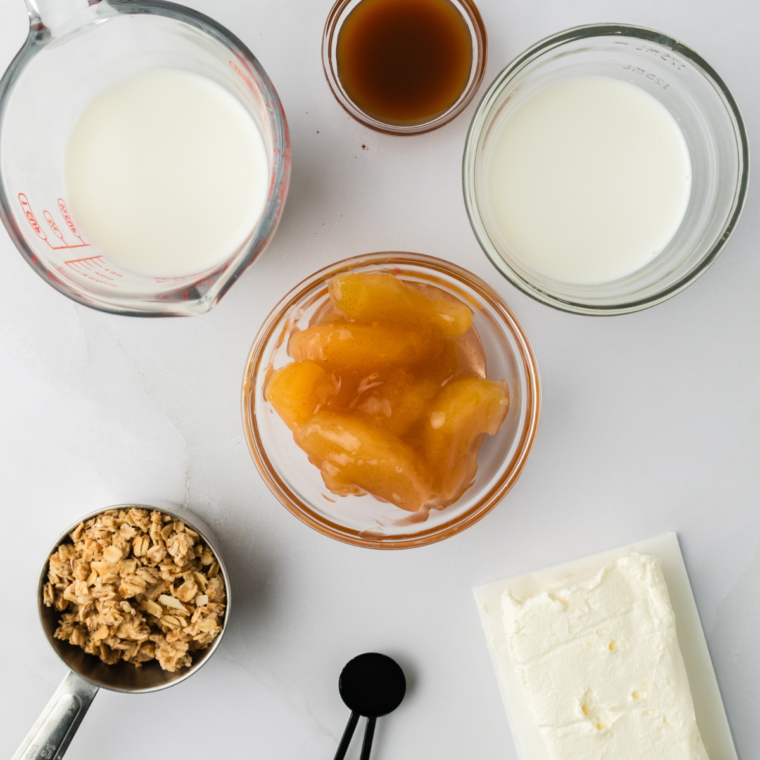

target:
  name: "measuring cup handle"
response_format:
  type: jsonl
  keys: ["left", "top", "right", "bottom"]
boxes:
{"left": 11, "top": 671, "right": 99, "bottom": 760}
{"left": 23, "top": 0, "right": 106, "bottom": 37}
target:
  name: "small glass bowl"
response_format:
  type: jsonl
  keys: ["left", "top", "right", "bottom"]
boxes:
{"left": 322, "top": 0, "right": 487, "bottom": 135}
{"left": 241, "top": 253, "right": 541, "bottom": 550}
{"left": 463, "top": 24, "right": 749, "bottom": 315}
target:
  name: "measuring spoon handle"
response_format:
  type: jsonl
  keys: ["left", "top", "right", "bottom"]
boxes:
{"left": 333, "top": 711, "right": 360, "bottom": 760}
{"left": 360, "top": 716, "right": 376, "bottom": 760}
{"left": 12, "top": 671, "right": 99, "bottom": 760}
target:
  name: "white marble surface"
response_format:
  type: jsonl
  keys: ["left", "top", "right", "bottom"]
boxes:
{"left": 0, "top": 0, "right": 758, "bottom": 758}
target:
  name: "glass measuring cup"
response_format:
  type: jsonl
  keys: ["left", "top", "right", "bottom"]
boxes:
{"left": 11, "top": 503, "right": 232, "bottom": 760}
{"left": 0, "top": 0, "right": 290, "bottom": 316}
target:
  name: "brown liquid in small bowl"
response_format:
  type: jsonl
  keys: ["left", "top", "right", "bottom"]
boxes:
{"left": 336, "top": 0, "right": 473, "bottom": 126}
{"left": 323, "top": 0, "right": 486, "bottom": 134}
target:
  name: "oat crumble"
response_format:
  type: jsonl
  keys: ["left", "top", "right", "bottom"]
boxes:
{"left": 43, "top": 508, "right": 226, "bottom": 672}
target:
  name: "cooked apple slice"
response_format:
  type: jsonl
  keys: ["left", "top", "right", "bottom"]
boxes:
{"left": 423, "top": 328, "right": 487, "bottom": 388}
{"left": 289, "top": 322, "right": 441, "bottom": 372}
{"left": 322, "top": 370, "right": 363, "bottom": 411}
{"left": 355, "top": 370, "right": 440, "bottom": 438}
{"left": 328, "top": 273, "right": 473, "bottom": 337}
{"left": 309, "top": 299, "right": 348, "bottom": 327}
{"left": 265, "top": 362, "right": 338, "bottom": 430}
{"left": 422, "top": 377, "right": 510, "bottom": 506}
{"left": 294, "top": 411, "right": 433, "bottom": 511}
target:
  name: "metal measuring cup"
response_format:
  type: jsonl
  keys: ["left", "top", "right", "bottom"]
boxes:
{"left": 12, "top": 503, "right": 232, "bottom": 760}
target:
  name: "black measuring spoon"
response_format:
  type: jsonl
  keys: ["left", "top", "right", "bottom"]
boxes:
{"left": 333, "top": 653, "right": 406, "bottom": 760}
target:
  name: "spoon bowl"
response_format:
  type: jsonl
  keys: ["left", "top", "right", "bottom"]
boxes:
{"left": 339, "top": 653, "right": 406, "bottom": 717}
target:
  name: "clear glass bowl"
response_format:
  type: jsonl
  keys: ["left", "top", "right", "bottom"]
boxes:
{"left": 322, "top": 0, "right": 487, "bottom": 135}
{"left": 241, "top": 253, "right": 541, "bottom": 549}
{"left": 463, "top": 23, "right": 749, "bottom": 315}
{"left": 0, "top": 0, "right": 290, "bottom": 316}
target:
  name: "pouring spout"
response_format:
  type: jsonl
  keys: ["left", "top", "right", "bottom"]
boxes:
{"left": 23, "top": 0, "right": 102, "bottom": 37}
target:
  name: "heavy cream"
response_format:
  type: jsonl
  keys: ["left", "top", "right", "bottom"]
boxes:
{"left": 64, "top": 68, "right": 270, "bottom": 278}
{"left": 485, "top": 76, "right": 692, "bottom": 284}
{"left": 502, "top": 554, "right": 708, "bottom": 760}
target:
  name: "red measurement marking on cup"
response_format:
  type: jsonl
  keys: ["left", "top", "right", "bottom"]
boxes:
{"left": 64, "top": 254, "right": 122, "bottom": 287}
{"left": 229, "top": 58, "right": 265, "bottom": 109}
{"left": 58, "top": 198, "right": 86, "bottom": 243}
{"left": 44, "top": 210, "right": 65, "bottom": 241}
{"left": 65, "top": 254, "right": 103, "bottom": 270}
{"left": 18, "top": 193, "right": 89, "bottom": 250}
{"left": 18, "top": 194, "right": 47, "bottom": 241}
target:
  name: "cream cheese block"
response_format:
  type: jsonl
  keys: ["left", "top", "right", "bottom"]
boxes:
{"left": 502, "top": 554, "right": 708, "bottom": 760}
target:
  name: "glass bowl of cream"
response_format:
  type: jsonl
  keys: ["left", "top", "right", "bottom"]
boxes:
{"left": 463, "top": 23, "right": 749, "bottom": 316}
{"left": 241, "top": 253, "right": 541, "bottom": 550}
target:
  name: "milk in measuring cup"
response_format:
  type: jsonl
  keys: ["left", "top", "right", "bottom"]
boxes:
{"left": 485, "top": 76, "right": 692, "bottom": 284}
{"left": 64, "top": 68, "right": 269, "bottom": 278}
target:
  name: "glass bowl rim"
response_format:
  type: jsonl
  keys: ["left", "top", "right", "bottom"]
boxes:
{"left": 462, "top": 22, "right": 750, "bottom": 316}
{"left": 321, "top": 0, "right": 488, "bottom": 136}
{"left": 240, "top": 251, "right": 542, "bottom": 550}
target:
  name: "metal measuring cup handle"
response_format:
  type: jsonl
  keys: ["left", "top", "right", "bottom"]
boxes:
{"left": 12, "top": 672, "right": 99, "bottom": 760}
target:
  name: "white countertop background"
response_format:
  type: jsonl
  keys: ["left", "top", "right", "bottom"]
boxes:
{"left": 1, "top": 0, "right": 758, "bottom": 757}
